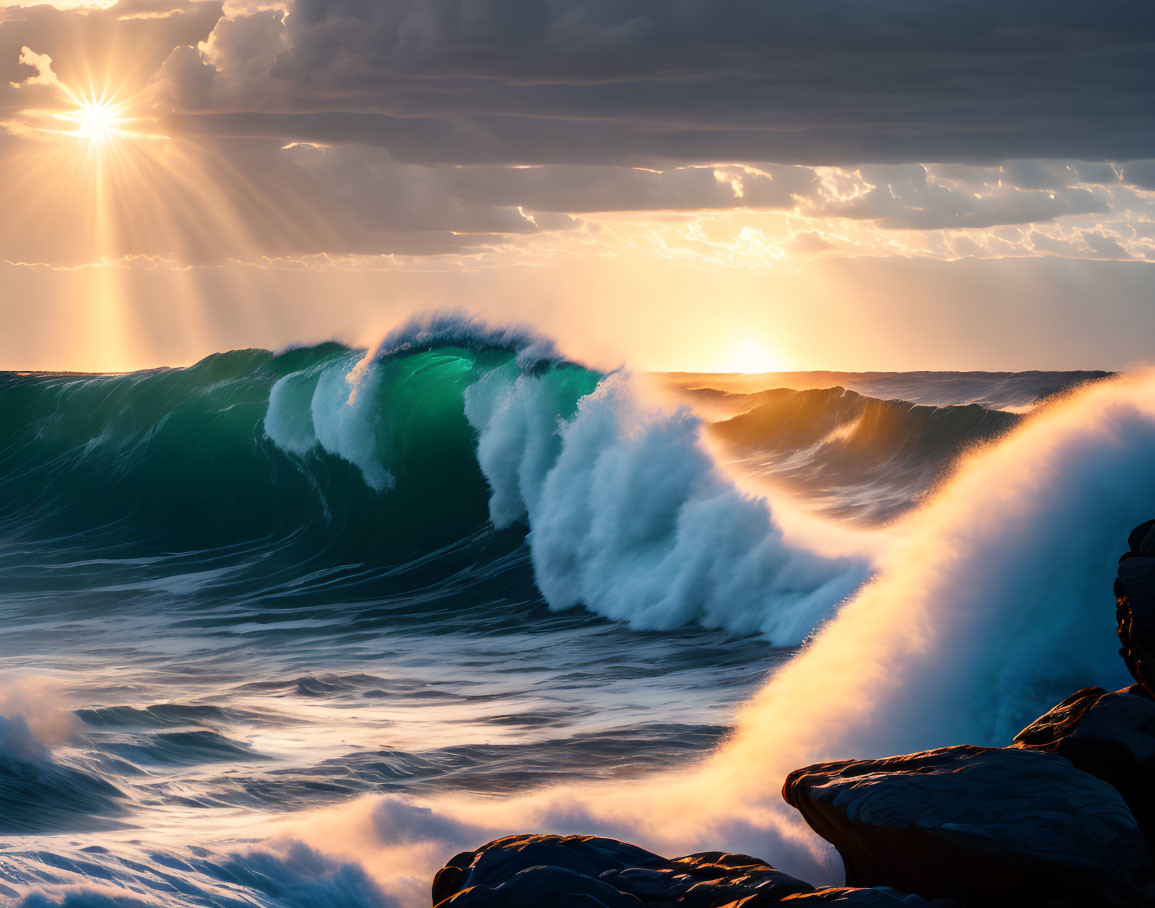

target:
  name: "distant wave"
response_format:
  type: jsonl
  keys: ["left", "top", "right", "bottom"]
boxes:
{"left": 0, "top": 314, "right": 866, "bottom": 641}
{"left": 667, "top": 369, "right": 1113, "bottom": 412}
{"left": 709, "top": 386, "right": 1021, "bottom": 521}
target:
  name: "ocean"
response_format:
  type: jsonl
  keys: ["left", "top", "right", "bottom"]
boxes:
{"left": 0, "top": 314, "right": 1141, "bottom": 906}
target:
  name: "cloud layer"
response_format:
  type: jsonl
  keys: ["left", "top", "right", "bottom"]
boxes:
{"left": 0, "top": 0, "right": 1153, "bottom": 263}
{"left": 157, "top": 0, "right": 1155, "bottom": 166}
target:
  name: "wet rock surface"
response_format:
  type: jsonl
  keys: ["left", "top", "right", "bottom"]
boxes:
{"left": 1014, "top": 684, "right": 1155, "bottom": 842}
{"left": 431, "top": 833, "right": 929, "bottom": 906}
{"left": 782, "top": 744, "right": 1148, "bottom": 907}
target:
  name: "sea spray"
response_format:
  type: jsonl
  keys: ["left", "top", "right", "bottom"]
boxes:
{"left": 0, "top": 677, "right": 125, "bottom": 834}
{"left": 681, "top": 370, "right": 1155, "bottom": 877}
{"left": 265, "top": 368, "right": 1155, "bottom": 901}
{"left": 464, "top": 367, "right": 868, "bottom": 638}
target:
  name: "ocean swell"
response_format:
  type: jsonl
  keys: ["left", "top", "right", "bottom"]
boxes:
{"left": 709, "top": 386, "right": 1022, "bottom": 521}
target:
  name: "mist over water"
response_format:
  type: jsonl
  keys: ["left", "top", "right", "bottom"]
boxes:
{"left": 0, "top": 314, "right": 1141, "bottom": 906}
{"left": 698, "top": 371, "right": 1154, "bottom": 873}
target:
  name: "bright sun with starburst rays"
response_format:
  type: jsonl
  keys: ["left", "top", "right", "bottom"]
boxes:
{"left": 56, "top": 96, "right": 130, "bottom": 145}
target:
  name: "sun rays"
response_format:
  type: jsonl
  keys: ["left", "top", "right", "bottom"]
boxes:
{"left": 58, "top": 97, "right": 128, "bottom": 144}
{"left": 0, "top": 42, "right": 322, "bottom": 370}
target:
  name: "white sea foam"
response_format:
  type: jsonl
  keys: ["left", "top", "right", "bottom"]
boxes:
{"left": 465, "top": 368, "right": 869, "bottom": 640}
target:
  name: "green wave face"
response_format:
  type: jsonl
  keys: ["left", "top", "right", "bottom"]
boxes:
{"left": 0, "top": 341, "right": 601, "bottom": 566}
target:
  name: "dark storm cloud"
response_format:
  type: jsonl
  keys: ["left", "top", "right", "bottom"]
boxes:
{"left": 1122, "top": 161, "right": 1155, "bottom": 191}
{"left": 160, "top": 0, "right": 1155, "bottom": 166}
{"left": 3, "top": 0, "right": 1153, "bottom": 262}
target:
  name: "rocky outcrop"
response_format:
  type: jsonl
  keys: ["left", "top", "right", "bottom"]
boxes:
{"left": 431, "top": 834, "right": 930, "bottom": 906}
{"left": 432, "top": 521, "right": 1155, "bottom": 908}
{"left": 1014, "top": 684, "right": 1155, "bottom": 842}
{"left": 782, "top": 745, "right": 1148, "bottom": 907}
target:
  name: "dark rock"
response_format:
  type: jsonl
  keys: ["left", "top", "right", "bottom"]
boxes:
{"left": 432, "top": 833, "right": 927, "bottom": 907}
{"left": 1010, "top": 686, "right": 1110, "bottom": 746}
{"left": 1014, "top": 684, "right": 1155, "bottom": 842}
{"left": 1115, "top": 520, "right": 1155, "bottom": 695}
{"left": 782, "top": 744, "right": 1147, "bottom": 907}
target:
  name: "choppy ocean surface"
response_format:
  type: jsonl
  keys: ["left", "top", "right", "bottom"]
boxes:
{"left": 0, "top": 316, "right": 1127, "bottom": 905}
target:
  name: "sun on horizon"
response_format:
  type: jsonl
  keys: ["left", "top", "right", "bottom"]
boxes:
{"left": 727, "top": 337, "right": 785, "bottom": 374}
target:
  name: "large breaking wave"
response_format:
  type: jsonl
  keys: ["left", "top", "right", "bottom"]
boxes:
{"left": 0, "top": 314, "right": 866, "bottom": 642}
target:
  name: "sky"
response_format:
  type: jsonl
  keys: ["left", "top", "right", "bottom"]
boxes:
{"left": 0, "top": 0, "right": 1153, "bottom": 372}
